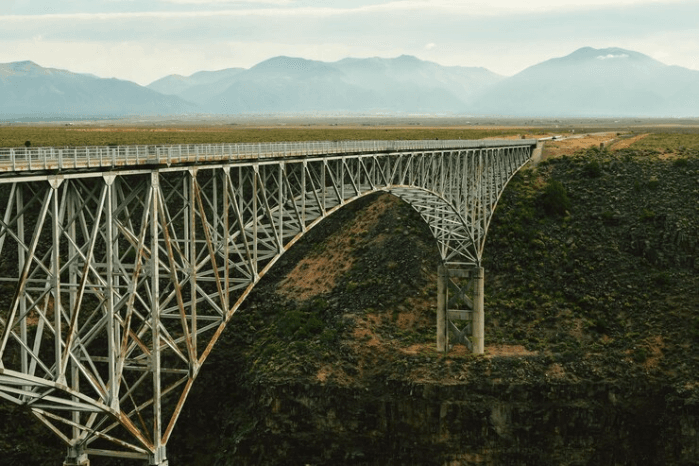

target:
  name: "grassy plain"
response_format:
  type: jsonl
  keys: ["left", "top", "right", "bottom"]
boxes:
{"left": 0, "top": 125, "right": 526, "bottom": 148}
{"left": 2, "top": 119, "right": 698, "bottom": 153}
{"left": 628, "top": 132, "right": 699, "bottom": 151}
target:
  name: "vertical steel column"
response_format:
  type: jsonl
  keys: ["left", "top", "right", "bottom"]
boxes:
{"left": 223, "top": 168, "right": 230, "bottom": 315}
{"left": 104, "top": 175, "right": 119, "bottom": 409}
{"left": 321, "top": 160, "right": 327, "bottom": 212}
{"left": 478, "top": 149, "right": 486, "bottom": 255}
{"left": 50, "top": 178, "right": 64, "bottom": 386}
{"left": 339, "top": 157, "right": 345, "bottom": 201}
{"left": 149, "top": 171, "right": 168, "bottom": 466}
{"left": 188, "top": 170, "right": 197, "bottom": 355}
{"left": 213, "top": 171, "right": 218, "bottom": 244}
{"left": 301, "top": 161, "right": 307, "bottom": 230}
{"left": 15, "top": 186, "right": 27, "bottom": 376}
{"left": 437, "top": 266, "right": 485, "bottom": 355}
{"left": 277, "top": 163, "right": 284, "bottom": 252}
{"left": 61, "top": 180, "right": 89, "bottom": 466}
{"left": 63, "top": 445, "right": 90, "bottom": 466}
{"left": 436, "top": 265, "right": 447, "bottom": 352}
{"left": 66, "top": 183, "right": 80, "bottom": 460}
{"left": 252, "top": 165, "right": 258, "bottom": 277}
{"left": 472, "top": 267, "right": 484, "bottom": 354}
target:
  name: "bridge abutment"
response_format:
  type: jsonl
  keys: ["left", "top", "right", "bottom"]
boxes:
{"left": 437, "top": 265, "right": 484, "bottom": 354}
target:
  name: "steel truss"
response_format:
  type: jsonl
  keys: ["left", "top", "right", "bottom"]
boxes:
{"left": 0, "top": 140, "right": 536, "bottom": 465}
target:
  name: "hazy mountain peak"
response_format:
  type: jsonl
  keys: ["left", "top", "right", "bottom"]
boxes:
{"left": 473, "top": 45, "right": 699, "bottom": 117}
{"left": 0, "top": 60, "right": 196, "bottom": 118}
{"left": 559, "top": 46, "right": 658, "bottom": 65}
{"left": 146, "top": 67, "right": 244, "bottom": 96}
{"left": 1, "top": 60, "right": 47, "bottom": 76}
{"left": 252, "top": 56, "right": 333, "bottom": 73}
{"left": 394, "top": 54, "right": 423, "bottom": 63}
{"left": 0, "top": 60, "right": 99, "bottom": 80}
{"left": 189, "top": 68, "right": 243, "bottom": 79}
{"left": 8, "top": 60, "right": 41, "bottom": 71}
{"left": 334, "top": 55, "right": 420, "bottom": 66}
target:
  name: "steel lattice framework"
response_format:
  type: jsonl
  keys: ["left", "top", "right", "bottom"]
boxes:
{"left": 0, "top": 138, "right": 537, "bottom": 465}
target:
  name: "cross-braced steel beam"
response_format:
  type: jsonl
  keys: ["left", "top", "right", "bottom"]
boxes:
{"left": 0, "top": 139, "right": 538, "bottom": 464}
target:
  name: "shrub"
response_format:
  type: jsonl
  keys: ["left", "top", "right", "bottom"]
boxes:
{"left": 539, "top": 180, "right": 571, "bottom": 217}
{"left": 640, "top": 209, "right": 656, "bottom": 222}
{"left": 600, "top": 210, "right": 617, "bottom": 225}
{"left": 276, "top": 309, "right": 324, "bottom": 340}
{"left": 673, "top": 157, "right": 689, "bottom": 168}
{"left": 651, "top": 272, "right": 671, "bottom": 287}
{"left": 582, "top": 160, "right": 602, "bottom": 178}
{"left": 319, "top": 328, "right": 338, "bottom": 344}
{"left": 276, "top": 310, "right": 306, "bottom": 339}
{"left": 647, "top": 176, "right": 660, "bottom": 190}
{"left": 633, "top": 347, "right": 649, "bottom": 363}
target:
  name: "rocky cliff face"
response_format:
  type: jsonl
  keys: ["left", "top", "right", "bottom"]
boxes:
{"left": 207, "top": 363, "right": 699, "bottom": 466}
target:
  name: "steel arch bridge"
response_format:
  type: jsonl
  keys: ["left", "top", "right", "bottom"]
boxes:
{"left": 0, "top": 138, "right": 538, "bottom": 465}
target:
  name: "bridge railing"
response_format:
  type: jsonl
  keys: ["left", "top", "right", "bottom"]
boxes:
{"left": 0, "top": 139, "right": 537, "bottom": 173}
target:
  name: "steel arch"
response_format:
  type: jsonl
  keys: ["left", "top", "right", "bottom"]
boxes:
{"left": 0, "top": 139, "right": 538, "bottom": 465}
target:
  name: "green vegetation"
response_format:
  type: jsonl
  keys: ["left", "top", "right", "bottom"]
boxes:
{"left": 275, "top": 298, "right": 329, "bottom": 340}
{"left": 581, "top": 159, "right": 602, "bottom": 178}
{"left": 538, "top": 179, "right": 571, "bottom": 217}
{"left": 630, "top": 132, "right": 699, "bottom": 151}
{"left": 0, "top": 126, "right": 523, "bottom": 148}
{"left": 486, "top": 144, "right": 699, "bottom": 356}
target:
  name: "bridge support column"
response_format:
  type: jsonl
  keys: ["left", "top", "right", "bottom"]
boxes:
{"left": 472, "top": 267, "right": 484, "bottom": 354}
{"left": 436, "top": 265, "right": 485, "bottom": 355}
{"left": 63, "top": 445, "right": 89, "bottom": 466}
{"left": 437, "top": 265, "right": 447, "bottom": 352}
{"left": 149, "top": 447, "right": 169, "bottom": 466}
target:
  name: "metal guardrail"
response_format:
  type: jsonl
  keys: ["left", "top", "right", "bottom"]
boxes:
{"left": 0, "top": 139, "right": 538, "bottom": 173}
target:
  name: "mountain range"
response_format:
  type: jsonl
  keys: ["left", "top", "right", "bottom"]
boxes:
{"left": 2, "top": 47, "right": 699, "bottom": 119}
{"left": 0, "top": 61, "right": 196, "bottom": 119}
{"left": 146, "top": 55, "right": 501, "bottom": 114}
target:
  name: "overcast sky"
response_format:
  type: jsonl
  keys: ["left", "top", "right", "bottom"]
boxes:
{"left": 1, "top": 0, "right": 697, "bottom": 85}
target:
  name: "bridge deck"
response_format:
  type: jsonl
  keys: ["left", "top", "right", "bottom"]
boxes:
{"left": 0, "top": 139, "right": 537, "bottom": 173}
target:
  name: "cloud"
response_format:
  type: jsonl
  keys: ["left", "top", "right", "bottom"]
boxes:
{"left": 1, "top": 0, "right": 697, "bottom": 84}
{"left": 597, "top": 54, "right": 630, "bottom": 60}
{"left": 0, "top": 37, "right": 412, "bottom": 85}
{"left": 158, "top": 0, "right": 294, "bottom": 4}
{"left": 1, "top": 0, "right": 692, "bottom": 22}
{"left": 0, "top": 39, "right": 235, "bottom": 85}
